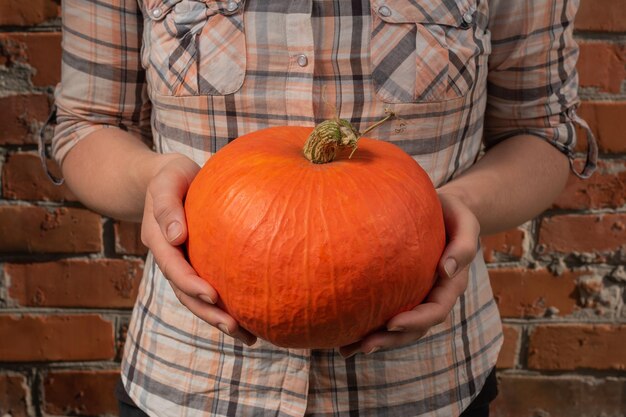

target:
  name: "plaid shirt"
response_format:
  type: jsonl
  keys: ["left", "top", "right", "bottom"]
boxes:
{"left": 51, "top": 0, "right": 597, "bottom": 415}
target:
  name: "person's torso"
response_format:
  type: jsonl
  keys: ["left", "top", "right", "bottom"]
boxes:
{"left": 122, "top": 1, "right": 502, "bottom": 416}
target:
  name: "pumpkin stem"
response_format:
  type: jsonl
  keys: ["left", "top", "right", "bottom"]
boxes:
{"left": 303, "top": 109, "right": 396, "bottom": 164}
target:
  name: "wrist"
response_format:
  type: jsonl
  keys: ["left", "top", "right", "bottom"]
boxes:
{"left": 132, "top": 151, "right": 188, "bottom": 193}
{"left": 436, "top": 184, "right": 472, "bottom": 211}
{"left": 436, "top": 183, "right": 483, "bottom": 234}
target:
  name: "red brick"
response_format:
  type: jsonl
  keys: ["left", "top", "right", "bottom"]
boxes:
{"left": 496, "top": 325, "right": 520, "bottom": 369}
{"left": 0, "top": 315, "right": 115, "bottom": 361}
{"left": 0, "top": 94, "right": 50, "bottom": 145}
{"left": 492, "top": 375, "right": 626, "bottom": 417}
{"left": 0, "top": 206, "right": 102, "bottom": 254}
{"left": 480, "top": 229, "right": 525, "bottom": 263}
{"left": 5, "top": 259, "right": 143, "bottom": 308}
{"left": 554, "top": 159, "right": 626, "bottom": 210}
{"left": 115, "top": 221, "right": 148, "bottom": 256}
{"left": 528, "top": 324, "right": 626, "bottom": 370}
{"left": 0, "top": 0, "right": 60, "bottom": 26}
{"left": 490, "top": 268, "right": 579, "bottom": 318}
{"left": 43, "top": 370, "right": 119, "bottom": 416}
{"left": 576, "top": 0, "right": 626, "bottom": 32}
{"left": 578, "top": 42, "right": 626, "bottom": 93}
{"left": 576, "top": 101, "right": 626, "bottom": 154}
{"left": 0, "top": 373, "right": 28, "bottom": 417}
{"left": 0, "top": 32, "right": 62, "bottom": 86}
{"left": 538, "top": 214, "right": 626, "bottom": 255}
{"left": 2, "top": 153, "right": 76, "bottom": 201}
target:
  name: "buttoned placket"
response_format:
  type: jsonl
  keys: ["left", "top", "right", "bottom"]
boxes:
{"left": 284, "top": 0, "right": 316, "bottom": 126}
{"left": 280, "top": 2, "right": 316, "bottom": 410}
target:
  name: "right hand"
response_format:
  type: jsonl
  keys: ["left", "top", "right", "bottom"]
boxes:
{"left": 141, "top": 153, "right": 257, "bottom": 346}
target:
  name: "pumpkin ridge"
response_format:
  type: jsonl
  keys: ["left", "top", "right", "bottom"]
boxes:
{"left": 333, "top": 165, "right": 384, "bottom": 338}
{"left": 315, "top": 172, "right": 342, "bottom": 344}
{"left": 216, "top": 157, "right": 296, "bottom": 319}
{"left": 352, "top": 151, "right": 440, "bottom": 319}
{"left": 360, "top": 165, "right": 425, "bottom": 313}
{"left": 226, "top": 172, "right": 278, "bottom": 315}
{"left": 301, "top": 167, "right": 316, "bottom": 345}
{"left": 268, "top": 162, "right": 310, "bottom": 340}
{"left": 222, "top": 154, "right": 308, "bottom": 337}
{"left": 257, "top": 162, "right": 306, "bottom": 341}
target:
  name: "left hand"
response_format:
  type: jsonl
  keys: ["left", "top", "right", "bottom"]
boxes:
{"left": 338, "top": 192, "right": 480, "bottom": 358}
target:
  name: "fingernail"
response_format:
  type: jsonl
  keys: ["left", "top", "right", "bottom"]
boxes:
{"left": 365, "top": 346, "right": 380, "bottom": 355}
{"left": 238, "top": 335, "right": 256, "bottom": 347}
{"left": 166, "top": 222, "right": 183, "bottom": 242}
{"left": 341, "top": 350, "right": 358, "bottom": 359}
{"left": 444, "top": 258, "right": 457, "bottom": 278}
{"left": 387, "top": 326, "right": 405, "bottom": 332}
{"left": 199, "top": 294, "right": 215, "bottom": 304}
{"left": 217, "top": 323, "right": 230, "bottom": 336}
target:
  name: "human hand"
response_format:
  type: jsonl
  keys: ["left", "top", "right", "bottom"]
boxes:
{"left": 338, "top": 192, "right": 479, "bottom": 358}
{"left": 141, "top": 154, "right": 257, "bottom": 346}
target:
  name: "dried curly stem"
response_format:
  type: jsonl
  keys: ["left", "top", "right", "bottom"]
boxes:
{"left": 303, "top": 110, "right": 395, "bottom": 164}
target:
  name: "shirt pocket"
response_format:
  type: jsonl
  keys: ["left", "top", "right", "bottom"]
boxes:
{"left": 370, "top": 0, "right": 479, "bottom": 103}
{"left": 143, "top": 0, "right": 246, "bottom": 97}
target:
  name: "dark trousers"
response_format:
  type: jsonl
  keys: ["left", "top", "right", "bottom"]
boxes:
{"left": 118, "top": 368, "right": 497, "bottom": 417}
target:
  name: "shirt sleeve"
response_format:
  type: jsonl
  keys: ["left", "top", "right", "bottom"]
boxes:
{"left": 484, "top": 0, "right": 597, "bottom": 179}
{"left": 50, "top": 0, "right": 151, "bottom": 166}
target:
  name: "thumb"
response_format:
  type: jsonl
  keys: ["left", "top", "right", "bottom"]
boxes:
{"left": 148, "top": 162, "right": 198, "bottom": 246}
{"left": 437, "top": 193, "right": 480, "bottom": 279}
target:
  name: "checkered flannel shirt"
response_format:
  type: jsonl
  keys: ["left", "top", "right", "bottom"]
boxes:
{"left": 51, "top": 0, "right": 597, "bottom": 415}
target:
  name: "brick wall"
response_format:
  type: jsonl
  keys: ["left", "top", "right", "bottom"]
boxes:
{"left": 0, "top": 0, "right": 624, "bottom": 416}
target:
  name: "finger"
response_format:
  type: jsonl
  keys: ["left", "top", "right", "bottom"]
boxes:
{"left": 387, "top": 268, "right": 469, "bottom": 332}
{"left": 338, "top": 340, "right": 363, "bottom": 359}
{"left": 340, "top": 329, "right": 427, "bottom": 358}
{"left": 149, "top": 166, "right": 196, "bottom": 246}
{"left": 148, "top": 220, "right": 218, "bottom": 304}
{"left": 438, "top": 194, "right": 480, "bottom": 278}
{"left": 386, "top": 302, "right": 450, "bottom": 333}
{"left": 171, "top": 283, "right": 257, "bottom": 346}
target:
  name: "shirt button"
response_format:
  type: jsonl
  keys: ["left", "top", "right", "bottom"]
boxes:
{"left": 462, "top": 11, "right": 473, "bottom": 24}
{"left": 151, "top": 8, "right": 162, "bottom": 18}
{"left": 378, "top": 6, "right": 392, "bottom": 17}
{"left": 296, "top": 54, "right": 308, "bottom": 67}
{"left": 226, "top": 1, "right": 239, "bottom": 12}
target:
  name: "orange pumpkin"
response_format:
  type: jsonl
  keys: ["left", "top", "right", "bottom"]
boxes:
{"left": 185, "top": 118, "right": 445, "bottom": 348}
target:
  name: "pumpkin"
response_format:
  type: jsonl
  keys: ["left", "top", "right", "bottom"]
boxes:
{"left": 184, "top": 115, "right": 445, "bottom": 348}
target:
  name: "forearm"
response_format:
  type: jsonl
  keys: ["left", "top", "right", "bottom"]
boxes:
{"left": 438, "top": 135, "right": 570, "bottom": 236}
{"left": 61, "top": 128, "right": 175, "bottom": 222}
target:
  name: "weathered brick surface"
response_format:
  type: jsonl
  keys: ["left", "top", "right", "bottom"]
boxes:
{"left": 0, "top": 315, "right": 115, "bottom": 362}
{"left": 2, "top": 153, "right": 75, "bottom": 201}
{"left": 0, "top": 0, "right": 60, "bottom": 27}
{"left": 0, "top": 206, "right": 102, "bottom": 253}
{"left": 0, "top": 94, "right": 50, "bottom": 145}
{"left": 0, "top": 373, "right": 29, "bottom": 417}
{"left": 553, "top": 159, "right": 626, "bottom": 210}
{"left": 5, "top": 259, "right": 143, "bottom": 308}
{"left": 0, "top": 1, "right": 625, "bottom": 416}
{"left": 538, "top": 214, "right": 626, "bottom": 256}
{"left": 576, "top": 101, "right": 626, "bottom": 154}
{"left": 578, "top": 42, "right": 626, "bottom": 94}
{"left": 492, "top": 375, "right": 626, "bottom": 417}
{"left": 481, "top": 229, "right": 525, "bottom": 263}
{"left": 115, "top": 221, "right": 148, "bottom": 256}
{"left": 528, "top": 324, "right": 626, "bottom": 371}
{"left": 496, "top": 325, "right": 520, "bottom": 369}
{"left": 43, "top": 370, "right": 119, "bottom": 416}
{"left": 576, "top": 0, "right": 626, "bottom": 32}
{"left": 0, "top": 32, "right": 62, "bottom": 86}
{"left": 490, "top": 268, "right": 580, "bottom": 318}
